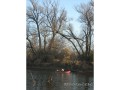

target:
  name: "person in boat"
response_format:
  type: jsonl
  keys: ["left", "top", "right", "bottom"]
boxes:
{"left": 65, "top": 69, "right": 71, "bottom": 73}
{"left": 61, "top": 68, "right": 64, "bottom": 71}
{"left": 56, "top": 68, "right": 64, "bottom": 72}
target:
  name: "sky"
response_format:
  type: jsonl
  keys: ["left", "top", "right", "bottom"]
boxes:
{"left": 58, "top": 0, "right": 90, "bottom": 35}
{"left": 27, "top": 0, "right": 90, "bottom": 35}
{"left": 26, "top": 0, "right": 90, "bottom": 49}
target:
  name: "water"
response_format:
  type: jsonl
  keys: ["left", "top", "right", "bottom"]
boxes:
{"left": 27, "top": 70, "right": 93, "bottom": 90}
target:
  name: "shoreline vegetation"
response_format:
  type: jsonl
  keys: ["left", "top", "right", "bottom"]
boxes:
{"left": 26, "top": 0, "right": 94, "bottom": 74}
{"left": 27, "top": 61, "right": 93, "bottom": 74}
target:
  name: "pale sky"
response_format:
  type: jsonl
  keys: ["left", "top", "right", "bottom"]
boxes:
{"left": 26, "top": 0, "right": 90, "bottom": 35}
{"left": 58, "top": 0, "right": 90, "bottom": 35}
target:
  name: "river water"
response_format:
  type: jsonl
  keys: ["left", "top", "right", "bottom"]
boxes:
{"left": 27, "top": 70, "right": 93, "bottom": 90}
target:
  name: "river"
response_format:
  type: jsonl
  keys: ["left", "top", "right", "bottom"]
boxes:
{"left": 27, "top": 70, "right": 93, "bottom": 90}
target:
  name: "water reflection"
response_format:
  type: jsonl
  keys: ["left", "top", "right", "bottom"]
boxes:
{"left": 27, "top": 70, "right": 93, "bottom": 90}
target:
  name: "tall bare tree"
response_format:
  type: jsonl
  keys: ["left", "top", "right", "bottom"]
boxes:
{"left": 56, "top": 23, "right": 85, "bottom": 60}
{"left": 40, "top": 26, "right": 50, "bottom": 51}
{"left": 27, "top": 0, "right": 44, "bottom": 51}
{"left": 43, "top": 0, "right": 67, "bottom": 50}
{"left": 26, "top": 23, "right": 37, "bottom": 56}
{"left": 75, "top": 0, "right": 94, "bottom": 61}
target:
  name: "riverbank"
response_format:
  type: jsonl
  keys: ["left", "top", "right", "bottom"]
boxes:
{"left": 27, "top": 62, "right": 93, "bottom": 75}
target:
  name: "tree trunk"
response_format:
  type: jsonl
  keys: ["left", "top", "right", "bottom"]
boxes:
{"left": 27, "top": 37, "right": 36, "bottom": 56}
{"left": 48, "top": 32, "right": 56, "bottom": 50}
{"left": 57, "top": 31, "right": 81, "bottom": 58}
{"left": 44, "top": 35, "right": 47, "bottom": 51}
{"left": 36, "top": 23, "right": 41, "bottom": 51}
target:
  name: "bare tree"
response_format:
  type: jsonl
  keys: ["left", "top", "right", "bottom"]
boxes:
{"left": 75, "top": 0, "right": 94, "bottom": 61}
{"left": 26, "top": 0, "right": 94, "bottom": 64}
{"left": 26, "top": 24, "right": 37, "bottom": 56}
{"left": 27, "top": 0, "right": 44, "bottom": 51}
{"left": 41, "top": 26, "right": 50, "bottom": 51}
{"left": 43, "top": 0, "right": 67, "bottom": 50}
{"left": 56, "top": 23, "right": 85, "bottom": 60}
{"left": 56, "top": 30, "right": 81, "bottom": 58}
{"left": 67, "top": 24, "right": 84, "bottom": 54}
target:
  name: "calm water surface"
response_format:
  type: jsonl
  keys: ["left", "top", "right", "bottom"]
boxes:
{"left": 27, "top": 70, "right": 93, "bottom": 90}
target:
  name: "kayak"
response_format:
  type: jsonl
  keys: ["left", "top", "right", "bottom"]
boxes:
{"left": 56, "top": 70, "right": 71, "bottom": 73}
{"left": 65, "top": 70, "right": 71, "bottom": 73}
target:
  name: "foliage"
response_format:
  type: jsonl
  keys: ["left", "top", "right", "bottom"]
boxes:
{"left": 62, "top": 48, "right": 71, "bottom": 64}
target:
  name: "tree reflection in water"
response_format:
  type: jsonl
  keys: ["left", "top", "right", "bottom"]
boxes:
{"left": 27, "top": 70, "right": 93, "bottom": 90}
